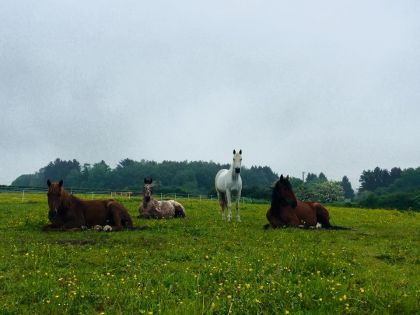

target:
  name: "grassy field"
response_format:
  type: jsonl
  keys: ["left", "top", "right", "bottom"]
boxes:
{"left": 0, "top": 193, "right": 419, "bottom": 314}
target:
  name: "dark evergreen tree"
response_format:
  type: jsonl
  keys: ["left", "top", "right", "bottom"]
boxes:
{"left": 318, "top": 172, "right": 328, "bottom": 182}
{"left": 306, "top": 173, "right": 318, "bottom": 182}
{"left": 341, "top": 176, "right": 355, "bottom": 199}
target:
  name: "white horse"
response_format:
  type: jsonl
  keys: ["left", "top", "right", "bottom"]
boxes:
{"left": 215, "top": 149, "right": 243, "bottom": 222}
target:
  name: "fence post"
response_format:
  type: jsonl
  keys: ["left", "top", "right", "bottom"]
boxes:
{"left": 160, "top": 193, "right": 163, "bottom": 201}
{"left": 91, "top": 192, "right": 94, "bottom": 200}
{"left": 21, "top": 190, "right": 25, "bottom": 202}
{"left": 199, "top": 195, "right": 201, "bottom": 201}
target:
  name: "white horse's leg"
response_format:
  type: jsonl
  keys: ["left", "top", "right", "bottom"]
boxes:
{"left": 236, "top": 190, "right": 241, "bottom": 222}
{"left": 217, "top": 191, "right": 225, "bottom": 220}
{"left": 226, "top": 190, "right": 232, "bottom": 222}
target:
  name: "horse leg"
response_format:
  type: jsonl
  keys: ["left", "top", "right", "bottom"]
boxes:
{"left": 217, "top": 191, "right": 226, "bottom": 220}
{"left": 226, "top": 190, "right": 232, "bottom": 222}
{"left": 283, "top": 213, "right": 302, "bottom": 227}
{"left": 265, "top": 209, "right": 284, "bottom": 228}
{"left": 235, "top": 190, "right": 241, "bottom": 222}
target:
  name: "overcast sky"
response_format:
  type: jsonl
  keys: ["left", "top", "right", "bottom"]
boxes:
{"left": 1, "top": 1, "right": 419, "bottom": 189}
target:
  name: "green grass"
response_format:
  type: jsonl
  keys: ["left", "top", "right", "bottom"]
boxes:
{"left": 0, "top": 193, "right": 419, "bottom": 314}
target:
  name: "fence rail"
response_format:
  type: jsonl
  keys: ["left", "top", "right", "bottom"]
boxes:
{"left": 0, "top": 185, "right": 269, "bottom": 204}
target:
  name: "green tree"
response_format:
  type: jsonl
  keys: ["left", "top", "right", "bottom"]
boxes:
{"left": 341, "top": 176, "right": 355, "bottom": 200}
{"left": 318, "top": 172, "right": 328, "bottom": 182}
{"left": 306, "top": 173, "right": 318, "bottom": 182}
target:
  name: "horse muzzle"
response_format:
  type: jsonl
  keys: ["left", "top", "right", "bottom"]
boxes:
{"left": 48, "top": 209, "right": 58, "bottom": 222}
{"left": 235, "top": 168, "right": 241, "bottom": 174}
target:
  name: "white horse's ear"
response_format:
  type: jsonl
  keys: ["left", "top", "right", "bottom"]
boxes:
{"left": 233, "top": 149, "right": 236, "bottom": 154}
{"left": 239, "top": 149, "right": 242, "bottom": 155}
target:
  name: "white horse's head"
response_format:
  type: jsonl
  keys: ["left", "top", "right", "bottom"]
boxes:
{"left": 232, "top": 149, "right": 242, "bottom": 174}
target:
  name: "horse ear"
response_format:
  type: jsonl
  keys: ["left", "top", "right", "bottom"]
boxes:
{"left": 239, "top": 149, "right": 242, "bottom": 155}
{"left": 59, "top": 180, "right": 63, "bottom": 187}
{"left": 286, "top": 175, "right": 289, "bottom": 181}
{"left": 47, "top": 179, "right": 51, "bottom": 187}
{"left": 144, "top": 178, "right": 147, "bottom": 184}
{"left": 233, "top": 149, "right": 236, "bottom": 154}
{"left": 280, "top": 175, "right": 284, "bottom": 181}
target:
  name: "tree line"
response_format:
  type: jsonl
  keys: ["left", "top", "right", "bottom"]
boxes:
{"left": 357, "top": 166, "right": 420, "bottom": 210}
{"left": 11, "top": 158, "right": 420, "bottom": 210}
{"left": 11, "top": 158, "right": 279, "bottom": 198}
{"left": 11, "top": 158, "right": 351, "bottom": 202}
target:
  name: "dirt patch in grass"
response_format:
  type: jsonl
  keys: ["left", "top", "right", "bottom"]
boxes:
{"left": 57, "top": 239, "right": 96, "bottom": 246}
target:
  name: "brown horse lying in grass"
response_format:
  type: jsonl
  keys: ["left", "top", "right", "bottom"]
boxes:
{"left": 43, "top": 180, "right": 134, "bottom": 232}
{"left": 265, "top": 175, "right": 348, "bottom": 230}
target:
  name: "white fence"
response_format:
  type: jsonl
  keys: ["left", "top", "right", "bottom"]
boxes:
{"left": 0, "top": 185, "right": 267, "bottom": 204}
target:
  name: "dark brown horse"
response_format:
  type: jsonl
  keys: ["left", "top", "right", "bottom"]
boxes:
{"left": 43, "top": 180, "right": 133, "bottom": 231}
{"left": 265, "top": 175, "right": 335, "bottom": 229}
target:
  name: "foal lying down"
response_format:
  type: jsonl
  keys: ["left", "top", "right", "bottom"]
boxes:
{"left": 138, "top": 177, "right": 186, "bottom": 219}
{"left": 43, "top": 180, "right": 134, "bottom": 232}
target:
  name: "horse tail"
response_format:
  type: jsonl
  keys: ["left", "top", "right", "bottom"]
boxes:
{"left": 173, "top": 202, "right": 186, "bottom": 218}
{"left": 313, "top": 203, "right": 351, "bottom": 230}
{"left": 313, "top": 203, "right": 332, "bottom": 228}
{"left": 123, "top": 213, "right": 133, "bottom": 228}
{"left": 107, "top": 200, "right": 133, "bottom": 228}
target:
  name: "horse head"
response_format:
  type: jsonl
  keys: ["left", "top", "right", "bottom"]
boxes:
{"left": 143, "top": 177, "right": 153, "bottom": 202}
{"left": 232, "top": 149, "right": 242, "bottom": 174}
{"left": 273, "top": 175, "right": 297, "bottom": 208}
{"left": 47, "top": 179, "right": 64, "bottom": 220}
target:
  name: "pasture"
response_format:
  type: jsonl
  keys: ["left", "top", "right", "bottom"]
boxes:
{"left": 0, "top": 193, "right": 419, "bottom": 314}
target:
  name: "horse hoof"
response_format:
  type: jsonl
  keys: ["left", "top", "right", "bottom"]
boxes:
{"left": 236, "top": 217, "right": 241, "bottom": 222}
{"left": 93, "top": 225, "right": 103, "bottom": 231}
{"left": 103, "top": 225, "right": 113, "bottom": 232}
{"left": 316, "top": 223, "right": 322, "bottom": 229}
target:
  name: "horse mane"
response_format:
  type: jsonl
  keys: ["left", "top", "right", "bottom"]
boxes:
{"left": 59, "top": 189, "right": 79, "bottom": 211}
{"left": 271, "top": 180, "right": 292, "bottom": 208}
